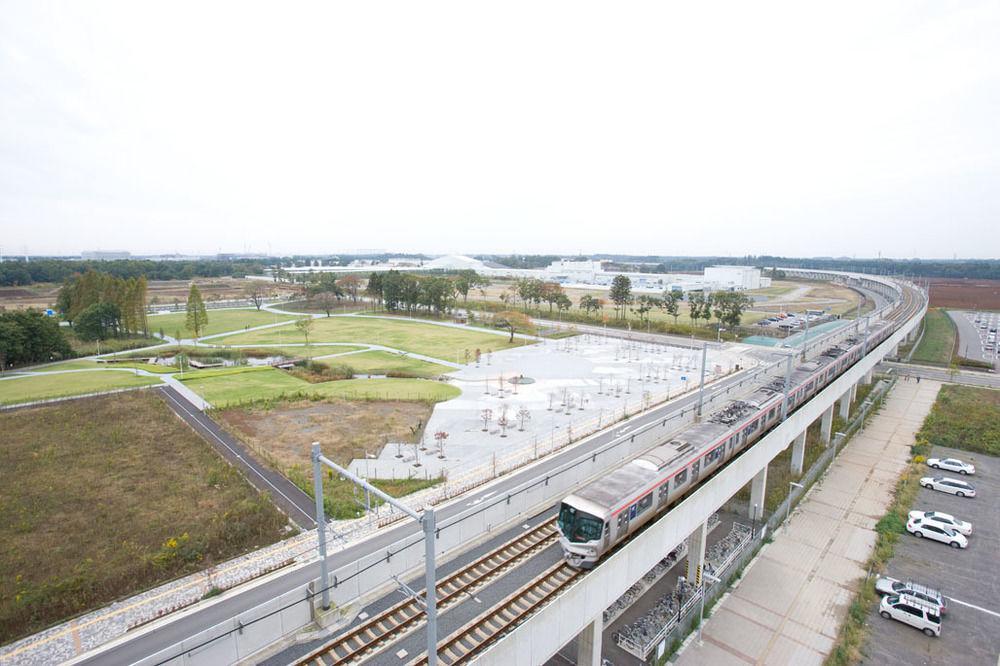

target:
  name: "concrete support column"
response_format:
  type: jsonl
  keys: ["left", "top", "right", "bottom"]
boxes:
{"left": 575, "top": 614, "right": 603, "bottom": 666}
{"left": 820, "top": 405, "right": 834, "bottom": 446}
{"left": 685, "top": 521, "right": 708, "bottom": 585}
{"left": 791, "top": 431, "right": 806, "bottom": 476}
{"left": 749, "top": 466, "right": 768, "bottom": 525}
{"left": 838, "top": 390, "right": 851, "bottom": 420}
{"left": 862, "top": 369, "right": 873, "bottom": 385}
{"left": 849, "top": 382, "right": 858, "bottom": 404}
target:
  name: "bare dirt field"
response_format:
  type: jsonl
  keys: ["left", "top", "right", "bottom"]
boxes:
{"left": 218, "top": 400, "right": 437, "bottom": 518}
{"left": 928, "top": 278, "right": 1000, "bottom": 310}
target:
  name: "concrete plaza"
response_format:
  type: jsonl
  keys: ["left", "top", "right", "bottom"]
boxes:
{"left": 348, "top": 333, "right": 766, "bottom": 479}
{"left": 674, "top": 379, "right": 942, "bottom": 665}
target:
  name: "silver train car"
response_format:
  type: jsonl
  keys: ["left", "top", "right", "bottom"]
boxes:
{"left": 558, "top": 319, "right": 895, "bottom": 568}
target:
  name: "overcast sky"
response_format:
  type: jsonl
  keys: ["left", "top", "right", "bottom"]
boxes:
{"left": 2, "top": 2, "right": 998, "bottom": 259}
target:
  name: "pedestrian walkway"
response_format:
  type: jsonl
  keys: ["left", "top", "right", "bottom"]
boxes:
{"left": 674, "top": 379, "right": 943, "bottom": 665}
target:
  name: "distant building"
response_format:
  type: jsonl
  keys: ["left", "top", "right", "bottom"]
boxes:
{"left": 81, "top": 250, "right": 131, "bottom": 261}
{"left": 703, "top": 265, "right": 768, "bottom": 290}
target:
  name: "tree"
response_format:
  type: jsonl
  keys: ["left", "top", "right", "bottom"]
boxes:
{"left": 555, "top": 293, "right": 573, "bottom": 316}
{"left": 609, "top": 275, "right": 632, "bottom": 320}
{"left": 712, "top": 291, "right": 754, "bottom": 327}
{"left": 688, "top": 291, "right": 705, "bottom": 326}
{"left": 307, "top": 274, "right": 344, "bottom": 316}
{"left": 295, "top": 317, "right": 315, "bottom": 350}
{"left": 540, "top": 282, "right": 565, "bottom": 313}
{"left": 493, "top": 311, "right": 535, "bottom": 342}
{"left": 185, "top": 284, "right": 209, "bottom": 339}
{"left": 663, "top": 289, "right": 682, "bottom": 325}
{"left": 75, "top": 302, "right": 122, "bottom": 341}
{"left": 245, "top": 282, "right": 267, "bottom": 310}
{"left": 0, "top": 310, "right": 71, "bottom": 367}
{"left": 579, "top": 294, "right": 605, "bottom": 316}
{"left": 336, "top": 275, "right": 363, "bottom": 302}
{"left": 366, "top": 272, "right": 384, "bottom": 308}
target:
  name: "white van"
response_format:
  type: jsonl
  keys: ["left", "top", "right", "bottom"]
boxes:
{"left": 880, "top": 594, "right": 942, "bottom": 636}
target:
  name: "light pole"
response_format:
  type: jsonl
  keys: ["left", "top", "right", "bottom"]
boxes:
{"left": 785, "top": 482, "right": 804, "bottom": 533}
{"left": 697, "top": 570, "right": 722, "bottom": 645}
{"left": 717, "top": 327, "right": 726, "bottom": 343}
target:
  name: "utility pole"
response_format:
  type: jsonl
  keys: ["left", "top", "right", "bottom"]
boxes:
{"left": 780, "top": 353, "right": 793, "bottom": 421}
{"left": 695, "top": 342, "right": 708, "bottom": 418}
{"left": 311, "top": 443, "right": 438, "bottom": 665}
{"left": 311, "top": 443, "right": 330, "bottom": 610}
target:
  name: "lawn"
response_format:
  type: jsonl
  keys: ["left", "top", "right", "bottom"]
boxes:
{"left": 0, "top": 371, "right": 161, "bottom": 406}
{"left": 63, "top": 329, "right": 163, "bottom": 356}
{"left": 910, "top": 307, "right": 956, "bottom": 365}
{"left": 29, "top": 360, "right": 176, "bottom": 374}
{"left": 219, "top": 399, "right": 441, "bottom": 519}
{"left": 148, "top": 308, "right": 294, "bottom": 338}
{"left": 181, "top": 367, "right": 459, "bottom": 407}
{"left": 206, "top": 343, "right": 369, "bottom": 360}
{"left": 0, "top": 392, "right": 288, "bottom": 643}
{"left": 916, "top": 384, "right": 1000, "bottom": 457}
{"left": 326, "top": 350, "right": 452, "bottom": 378}
{"left": 215, "top": 315, "right": 528, "bottom": 362}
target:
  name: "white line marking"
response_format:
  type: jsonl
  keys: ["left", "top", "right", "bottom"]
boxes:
{"left": 160, "top": 388, "right": 315, "bottom": 525}
{"left": 948, "top": 597, "right": 1000, "bottom": 619}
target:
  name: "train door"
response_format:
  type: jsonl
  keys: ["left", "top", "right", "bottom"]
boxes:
{"left": 617, "top": 510, "right": 630, "bottom": 537}
{"left": 690, "top": 458, "right": 701, "bottom": 483}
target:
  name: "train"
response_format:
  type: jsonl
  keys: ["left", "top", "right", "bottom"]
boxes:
{"left": 557, "top": 305, "right": 903, "bottom": 568}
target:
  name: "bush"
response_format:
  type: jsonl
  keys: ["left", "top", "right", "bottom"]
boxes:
{"left": 917, "top": 385, "right": 1000, "bottom": 456}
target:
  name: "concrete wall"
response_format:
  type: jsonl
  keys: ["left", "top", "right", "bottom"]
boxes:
{"left": 477, "top": 286, "right": 924, "bottom": 665}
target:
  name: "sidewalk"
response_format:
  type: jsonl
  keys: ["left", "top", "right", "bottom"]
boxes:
{"left": 675, "top": 379, "right": 943, "bottom": 665}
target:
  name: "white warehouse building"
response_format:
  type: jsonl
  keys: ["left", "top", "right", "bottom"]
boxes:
{"left": 703, "top": 265, "right": 769, "bottom": 291}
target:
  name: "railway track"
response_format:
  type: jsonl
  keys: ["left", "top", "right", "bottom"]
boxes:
{"left": 408, "top": 561, "right": 585, "bottom": 666}
{"left": 295, "top": 518, "right": 559, "bottom": 665}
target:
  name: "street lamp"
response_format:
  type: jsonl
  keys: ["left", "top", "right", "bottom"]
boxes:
{"left": 717, "top": 327, "right": 726, "bottom": 343}
{"left": 785, "top": 482, "right": 804, "bottom": 533}
{"left": 697, "top": 570, "right": 722, "bottom": 645}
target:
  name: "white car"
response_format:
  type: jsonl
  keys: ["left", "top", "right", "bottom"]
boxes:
{"left": 907, "top": 510, "right": 972, "bottom": 536}
{"left": 920, "top": 476, "right": 976, "bottom": 498}
{"left": 927, "top": 458, "right": 975, "bottom": 475}
{"left": 874, "top": 577, "right": 948, "bottom": 615}
{"left": 880, "top": 594, "right": 941, "bottom": 636}
{"left": 907, "top": 517, "right": 968, "bottom": 549}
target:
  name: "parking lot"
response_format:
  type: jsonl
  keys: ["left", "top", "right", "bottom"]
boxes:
{"left": 948, "top": 310, "right": 999, "bottom": 367}
{"left": 862, "top": 445, "right": 1000, "bottom": 665}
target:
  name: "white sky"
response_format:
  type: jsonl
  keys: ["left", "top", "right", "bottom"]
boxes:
{"left": 1, "top": 1, "right": 998, "bottom": 258}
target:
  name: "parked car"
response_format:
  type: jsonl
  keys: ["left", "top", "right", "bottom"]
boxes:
{"left": 875, "top": 577, "right": 948, "bottom": 615}
{"left": 920, "top": 476, "right": 976, "bottom": 498}
{"left": 880, "top": 594, "right": 942, "bottom": 636}
{"left": 927, "top": 458, "right": 975, "bottom": 475}
{"left": 907, "top": 517, "right": 968, "bottom": 548}
{"left": 907, "top": 510, "right": 972, "bottom": 536}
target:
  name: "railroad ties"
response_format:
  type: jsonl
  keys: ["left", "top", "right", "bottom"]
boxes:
{"left": 409, "top": 561, "right": 584, "bottom": 665}
{"left": 296, "top": 519, "right": 559, "bottom": 666}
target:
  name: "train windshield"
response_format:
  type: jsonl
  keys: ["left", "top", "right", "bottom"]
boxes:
{"left": 558, "top": 503, "right": 603, "bottom": 543}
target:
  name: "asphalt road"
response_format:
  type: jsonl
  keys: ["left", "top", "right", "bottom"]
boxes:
{"left": 861, "top": 446, "right": 1000, "bottom": 665}
{"left": 947, "top": 310, "right": 999, "bottom": 367}
{"left": 157, "top": 386, "right": 317, "bottom": 528}
{"left": 78, "top": 359, "right": 772, "bottom": 666}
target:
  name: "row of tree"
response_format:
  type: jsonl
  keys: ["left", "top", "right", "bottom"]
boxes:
{"left": 0, "top": 258, "right": 268, "bottom": 287}
{"left": 364, "top": 270, "right": 489, "bottom": 314}
{"left": 0, "top": 310, "right": 72, "bottom": 369}
{"left": 500, "top": 278, "right": 573, "bottom": 313}
{"left": 56, "top": 270, "right": 149, "bottom": 340}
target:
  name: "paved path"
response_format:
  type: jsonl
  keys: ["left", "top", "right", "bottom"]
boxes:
{"left": 882, "top": 361, "right": 1000, "bottom": 388}
{"left": 675, "top": 379, "right": 943, "bottom": 666}
{"left": 156, "top": 385, "right": 317, "bottom": 528}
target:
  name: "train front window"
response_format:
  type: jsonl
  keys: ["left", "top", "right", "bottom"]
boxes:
{"left": 558, "top": 504, "right": 604, "bottom": 543}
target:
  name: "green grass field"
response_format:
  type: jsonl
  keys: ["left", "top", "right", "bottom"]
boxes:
{"left": 205, "top": 343, "right": 369, "bottom": 360}
{"left": 181, "top": 367, "right": 459, "bottom": 407}
{"left": 0, "top": 371, "right": 161, "bottom": 406}
{"left": 328, "top": 351, "right": 452, "bottom": 377}
{"left": 33, "top": 360, "right": 177, "bottom": 374}
{"left": 911, "top": 308, "right": 956, "bottom": 365}
{"left": 148, "top": 308, "right": 293, "bottom": 338}
{"left": 216, "top": 316, "right": 527, "bottom": 362}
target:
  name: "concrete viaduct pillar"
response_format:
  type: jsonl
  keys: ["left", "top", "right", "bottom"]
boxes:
{"left": 575, "top": 615, "right": 603, "bottom": 666}
{"left": 685, "top": 521, "right": 708, "bottom": 585}
{"left": 820, "top": 405, "right": 834, "bottom": 446}
{"left": 750, "top": 466, "right": 767, "bottom": 525}
{"left": 791, "top": 431, "right": 806, "bottom": 476}
{"left": 862, "top": 369, "right": 873, "bottom": 385}
{"left": 838, "top": 390, "right": 851, "bottom": 420}
{"left": 850, "top": 382, "right": 858, "bottom": 404}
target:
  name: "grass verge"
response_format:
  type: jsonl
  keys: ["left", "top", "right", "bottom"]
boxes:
{"left": 916, "top": 383, "right": 1000, "bottom": 457}
{"left": 0, "top": 371, "right": 160, "bottom": 406}
{"left": 910, "top": 308, "right": 956, "bottom": 365}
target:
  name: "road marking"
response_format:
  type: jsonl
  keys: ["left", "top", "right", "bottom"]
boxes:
{"left": 466, "top": 491, "right": 496, "bottom": 507}
{"left": 948, "top": 597, "right": 1000, "bottom": 620}
{"left": 160, "top": 388, "right": 316, "bottom": 526}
